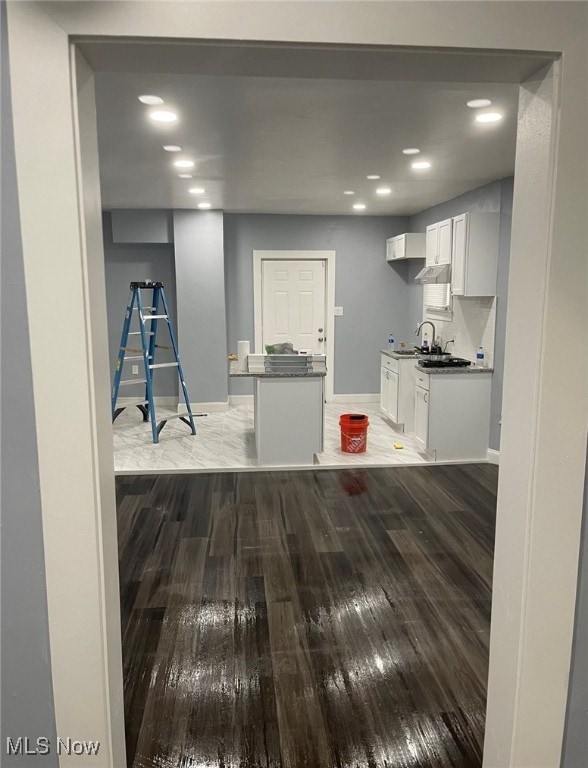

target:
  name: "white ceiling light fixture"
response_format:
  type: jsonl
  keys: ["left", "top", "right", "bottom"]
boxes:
{"left": 138, "top": 95, "right": 164, "bottom": 105}
{"left": 411, "top": 160, "right": 431, "bottom": 170}
{"left": 198, "top": 202, "right": 212, "bottom": 210}
{"left": 467, "top": 98, "right": 492, "bottom": 108}
{"left": 376, "top": 187, "right": 392, "bottom": 195}
{"left": 178, "top": 174, "right": 192, "bottom": 179}
{"left": 188, "top": 187, "right": 205, "bottom": 195}
{"left": 353, "top": 203, "right": 366, "bottom": 211}
{"left": 148, "top": 109, "right": 177, "bottom": 123}
{"left": 366, "top": 174, "right": 380, "bottom": 180}
{"left": 174, "top": 159, "right": 194, "bottom": 169}
{"left": 402, "top": 148, "right": 420, "bottom": 155}
{"left": 475, "top": 112, "right": 504, "bottom": 123}
{"left": 343, "top": 190, "right": 355, "bottom": 195}
{"left": 163, "top": 145, "right": 182, "bottom": 152}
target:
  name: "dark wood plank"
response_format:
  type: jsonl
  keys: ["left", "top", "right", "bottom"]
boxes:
{"left": 117, "top": 464, "right": 497, "bottom": 768}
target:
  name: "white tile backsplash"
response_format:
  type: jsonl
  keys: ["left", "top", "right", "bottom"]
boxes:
{"left": 426, "top": 296, "right": 496, "bottom": 366}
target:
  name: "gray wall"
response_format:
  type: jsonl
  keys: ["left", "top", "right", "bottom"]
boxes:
{"left": 224, "top": 214, "right": 410, "bottom": 395}
{"left": 173, "top": 210, "right": 228, "bottom": 404}
{"left": 562, "top": 446, "right": 588, "bottom": 767}
{"left": 1, "top": 2, "right": 58, "bottom": 761}
{"left": 407, "top": 178, "right": 513, "bottom": 451}
{"left": 103, "top": 212, "right": 179, "bottom": 397}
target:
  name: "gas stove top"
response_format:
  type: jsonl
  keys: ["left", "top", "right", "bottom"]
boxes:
{"left": 418, "top": 357, "right": 472, "bottom": 368}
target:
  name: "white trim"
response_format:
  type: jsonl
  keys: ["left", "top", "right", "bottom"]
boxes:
{"left": 253, "top": 250, "right": 336, "bottom": 403}
{"left": 229, "top": 394, "right": 254, "bottom": 407}
{"left": 189, "top": 400, "right": 229, "bottom": 413}
{"left": 333, "top": 394, "right": 380, "bottom": 404}
{"left": 487, "top": 448, "right": 500, "bottom": 465}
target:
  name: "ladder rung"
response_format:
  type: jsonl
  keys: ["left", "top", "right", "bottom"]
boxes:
{"left": 133, "top": 306, "right": 156, "bottom": 311}
{"left": 119, "top": 379, "right": 147, "bottom": 386}
{"left": 123, "top": 355, "right": 144, "bottom": 361}
{"left": 149, "top": 362, "right": 178, "bottom": 369}
{"left": 141, "top": 315, "right": 167, "bottom": 320}
{"left": 128, "top": 331, "right": 154, "bottom": 336}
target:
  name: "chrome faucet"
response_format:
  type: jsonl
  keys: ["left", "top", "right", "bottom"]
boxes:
{"left": 416, "top": 321, "right": 436, "bottom": 349}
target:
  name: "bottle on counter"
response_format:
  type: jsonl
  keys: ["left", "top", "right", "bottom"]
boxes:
{"left": 422, "top": 333, "right": 429, "bottom": 352}
{"left": 476, "top": 346, "right": 485, "bottom": 367}
{"left": 388, "top": 333, "right": 395, "bottom": 351}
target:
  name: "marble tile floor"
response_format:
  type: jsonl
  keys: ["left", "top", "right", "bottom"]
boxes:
{"left": 113, "top": 401, "right": 431, "bottom": 474}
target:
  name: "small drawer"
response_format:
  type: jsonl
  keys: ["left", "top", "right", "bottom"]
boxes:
{"left": 415, "top": 370, "right": 430, "bottom": 391}
{"left": 381, "top": 354, "right": 399, "bottom": 373}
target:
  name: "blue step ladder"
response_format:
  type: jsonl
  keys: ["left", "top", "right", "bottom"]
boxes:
{"left": 111, "top": 281, "right": 198, "bottom": 444}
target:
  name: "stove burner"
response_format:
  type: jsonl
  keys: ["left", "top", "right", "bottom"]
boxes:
{"left": 418, "top": 357, "right": 472, "bottom": 368}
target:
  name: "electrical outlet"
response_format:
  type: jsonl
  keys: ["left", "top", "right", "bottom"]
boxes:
{"left": 132, "top": 365, "right": 139, "bottom": 375}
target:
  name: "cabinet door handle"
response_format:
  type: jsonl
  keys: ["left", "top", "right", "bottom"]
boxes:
{"left": 424, "top": 393, "right": 428, "bottom": 403}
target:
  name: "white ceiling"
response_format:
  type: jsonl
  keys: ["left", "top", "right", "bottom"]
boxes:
{"left": 92, "top": 44, "right": 525, "bottom": 215}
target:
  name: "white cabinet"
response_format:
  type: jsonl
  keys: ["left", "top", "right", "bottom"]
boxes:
{"left": 425, "top": 218, "right": 453, "bottom": 266}
{"left": 451, "top": 212, "right": 500, "bottom": 297}
{"left": 380, "top": 354, "right": 417, "bottom": 432}
{"left": 414, "top": 385, "right": 429, "bottom": 447}
{"left": 413, "top": 370, "right": 492, "bottom": 461}
{"left": 386, "top": 232, "right": 425, "bottom": 261}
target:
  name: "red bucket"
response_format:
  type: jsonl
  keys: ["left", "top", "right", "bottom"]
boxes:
{"left": 339, "top": 413, "right": 369, "bottom": 453}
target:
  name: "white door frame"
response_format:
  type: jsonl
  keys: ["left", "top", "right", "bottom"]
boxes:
{"left": 6, "top": 4, "right": 587, "bottom": 767}
{"left": 253, "top": 250, "right": 336, "bottom": 402}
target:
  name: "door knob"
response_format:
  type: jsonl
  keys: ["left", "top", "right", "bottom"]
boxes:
{"left": 318, "top": 327, "right": 324, "bottom": 333}
{"left": 318, "top": 337, "right": 324, "bottom": 342}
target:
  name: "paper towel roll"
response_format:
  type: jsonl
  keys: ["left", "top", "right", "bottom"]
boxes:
{"left": 237, "top": 340, "right": 250, "bottom": 371}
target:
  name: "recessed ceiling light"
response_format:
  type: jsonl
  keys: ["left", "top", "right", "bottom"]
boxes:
{"left": 138, "top": 95, "right": 164, "bottom": 105}
{"left": 178, "top": 174, "right": 192, "bottom": 179}
{"left": 411, "top": 161, "right": 431, "bottom": 170}
{"left": 188, "top": 187, "right": 205, "bottom": 195}
{"left": 353, "top": 203, "right": 366, "bottom": 211}
{"left": 163, "top": 145, "right": 182, "bottom": 152}
{"left": 475, "top": 112, "right": 504, "bottom": 123}
{"left": 149, "top": 109, "right": 177, "bottom": 123}
{"left": 174, "top": 159, "right": 194, "bottom": 169}
{"left": 198, "top": 202, "right": 212, "bottom": 210}
{"left": 402, "top": 148, "right": 420, "bottom": 155}
{"left": 376, "top": 187, "right": 392, "bottom": 195}
{"left": 366, "top": 175, "right": 380, "bottom": 180}
{"left": 343, "top": 190, "right": 355, "bottom": 195}
{"left": 467, "top": 98, "right": 492, "bottom": 108}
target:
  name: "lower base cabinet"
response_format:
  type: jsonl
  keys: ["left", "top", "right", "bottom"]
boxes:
{"left": 380, "top": 354, "right": 417, "bottom": 432}
{"left": 413, "top": 370, "right": 492, "bottom": 461}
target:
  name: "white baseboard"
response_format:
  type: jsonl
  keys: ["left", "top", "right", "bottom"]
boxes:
{"left": 117, "top": 396, "right": 178, "bottom": 407}
{"left": 188, "top": 401, "right": 229, "bottom": 413}
{"left": 487, "top": 448, "right": 500, "bottom": 465}
{"left": 229, "top": 395, "right": 254, "bottom": 407}
{"left": 333, "top": 394, "right": 380, "bottom": 404}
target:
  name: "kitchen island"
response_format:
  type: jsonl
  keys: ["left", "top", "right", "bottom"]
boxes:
{"left": 230, "top": 369, "right": 325, "bottom": 466}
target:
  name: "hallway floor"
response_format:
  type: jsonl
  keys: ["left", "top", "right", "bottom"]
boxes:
{"left": 118, "top": 463, "right": 497, "bottom": 768}
{"left": 114, "top": 401, "right": 430, "bottom": 473}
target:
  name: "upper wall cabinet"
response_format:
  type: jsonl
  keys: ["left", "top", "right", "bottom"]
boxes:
{"left": 425, "top": 218, "right": 453, "bottom": 266}
{"left": 386, "top": 233, "right": 426, "bottom": 261}
{"left": 451, "top": 212, "right": 500, "bottom": 296}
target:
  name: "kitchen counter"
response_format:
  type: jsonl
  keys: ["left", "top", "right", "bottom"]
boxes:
{"left": 230, "top": 370, "right": 326, "bottom": 378}
{"left": 380, "top": 349, "right": 418, "bottom": 360}
{"left": 417, "top": 365, "right": 494, "bottom": 375}
{"left": 229, "top": 364, "right": 324, "bottom": 466}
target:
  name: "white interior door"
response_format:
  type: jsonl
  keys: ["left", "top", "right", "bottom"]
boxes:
{"left": 262, "top": 259, "right": 326, "bottom": 354}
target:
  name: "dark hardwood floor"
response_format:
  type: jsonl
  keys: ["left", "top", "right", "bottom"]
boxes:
{"left": 116, "top": 463, "right": 498, "bottom": 768}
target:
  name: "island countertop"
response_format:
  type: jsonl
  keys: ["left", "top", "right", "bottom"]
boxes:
{"left": 230, "top": 370, "right": 326, "bottom": 378}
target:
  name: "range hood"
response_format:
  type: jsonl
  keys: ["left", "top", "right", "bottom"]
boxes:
{"left": 414, "top": 264, "right": 451, "bottom": 284}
